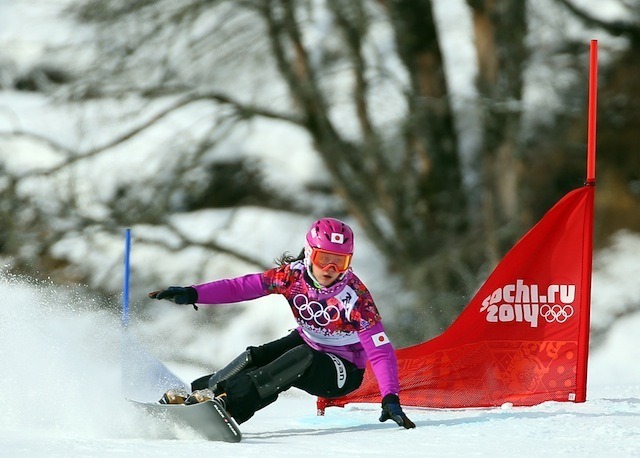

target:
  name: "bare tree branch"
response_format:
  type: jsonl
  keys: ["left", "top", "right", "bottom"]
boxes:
{"left": 555, "top": 0, "right": 640, "bottom": 44}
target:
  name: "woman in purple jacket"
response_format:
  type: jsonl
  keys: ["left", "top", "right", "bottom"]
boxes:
{"left": 149, "top": 217, "right": 415, "bottom": 428}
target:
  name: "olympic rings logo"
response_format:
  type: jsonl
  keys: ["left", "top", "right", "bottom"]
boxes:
{"left": 293, "top": 294, "right": 340, "bottom": 327}
{"left": 540, "top": 304, "right": 574, "bottom": 323}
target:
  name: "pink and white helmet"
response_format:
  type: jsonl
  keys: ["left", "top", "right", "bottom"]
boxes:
{"left": 305, "top": 217, "right": 354, "bottom": 255}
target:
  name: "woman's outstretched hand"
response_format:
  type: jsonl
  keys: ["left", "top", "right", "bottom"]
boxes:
{"left": 149, "top": 286, "right": 198, "bottom": 308}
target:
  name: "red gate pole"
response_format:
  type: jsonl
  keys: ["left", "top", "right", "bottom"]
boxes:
{"left": 586, "top": 39, "right": 598, "bottom": 185}
{"left": 575, "top": 40, "right": 598, "bottom": 403}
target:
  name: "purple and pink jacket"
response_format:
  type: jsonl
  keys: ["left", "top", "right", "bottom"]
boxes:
{"left": 192, "top": 260, "right": 400, "bottom": 399}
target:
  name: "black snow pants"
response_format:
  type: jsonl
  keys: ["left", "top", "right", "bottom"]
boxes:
{"left": 219, "top": 330, "right": 364, "bottom": 424}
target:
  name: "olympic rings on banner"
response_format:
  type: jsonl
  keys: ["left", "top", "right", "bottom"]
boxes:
{"left": 293, "top": 294, "right": 340, "bottom": 326}
{"left": 540, "top": 304, "right": 574, "bottom": 323}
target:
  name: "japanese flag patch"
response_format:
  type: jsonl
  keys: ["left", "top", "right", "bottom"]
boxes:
{"left": 372, "top": 331, "right": 390, "bottom": 347}
{"left": 330, "top": 232, "right": 344, "bottom": 244}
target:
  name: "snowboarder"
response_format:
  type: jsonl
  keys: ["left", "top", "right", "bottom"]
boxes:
{"left": 149, "top": 217, "right": 415, "bottom": 429}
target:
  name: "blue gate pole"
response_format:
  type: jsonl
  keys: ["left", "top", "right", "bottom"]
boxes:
{"left": 122, "top": 228, "right": 132, "bottom": 327}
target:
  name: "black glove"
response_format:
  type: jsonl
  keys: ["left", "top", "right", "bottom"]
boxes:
{"left": 379, "top": 394, "right": 416, "bottom": 429}
{"left": 148, "top": 286, "right": 198, "bottom": 307}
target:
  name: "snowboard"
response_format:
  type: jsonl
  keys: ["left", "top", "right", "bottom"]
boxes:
{"left": 130, "top": 399, "right": 242, "bottom": 442}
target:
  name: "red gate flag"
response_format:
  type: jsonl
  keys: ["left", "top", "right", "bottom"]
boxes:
{"left": 318, "top": 184, "right": 594, "bottom": 412}
{"left": 318, "top": 39, "right": 598, "bottom": 415}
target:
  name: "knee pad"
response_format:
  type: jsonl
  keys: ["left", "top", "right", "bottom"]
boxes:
{"left": 248, "top": 345, "right": 313, "bottom": 399}
{"left": 206, "top": 348, "right": 254, "bottom": 391}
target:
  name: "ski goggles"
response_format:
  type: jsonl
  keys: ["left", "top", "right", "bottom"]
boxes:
{"left": 309, "top": 248, "right": 352, "bottom": 272}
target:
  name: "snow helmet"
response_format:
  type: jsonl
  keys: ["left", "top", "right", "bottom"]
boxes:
{"left": 305, "top": 217, "right": 354, "bottom": 272}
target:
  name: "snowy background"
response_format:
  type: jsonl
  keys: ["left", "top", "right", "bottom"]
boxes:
{"left": 1, "top": 0, "right": 640, "bottom": 455}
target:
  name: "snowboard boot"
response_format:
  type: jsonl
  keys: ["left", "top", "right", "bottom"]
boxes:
{"left": 184, "top": 388, "right": 216, "bottom": 405}
{"left": 158, "top": 387, "right": 189, "bottom": 404}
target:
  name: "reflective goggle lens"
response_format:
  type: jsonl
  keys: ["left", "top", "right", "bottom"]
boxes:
{"left": 310, "top": 249, "right": 352, "bottom": 272}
